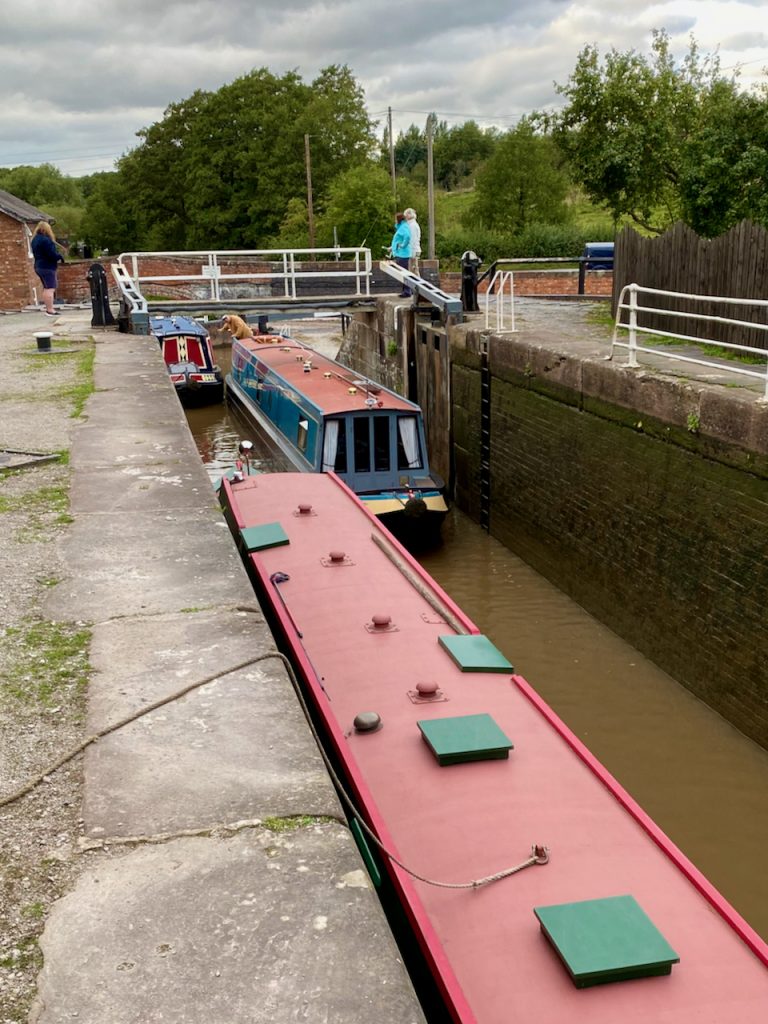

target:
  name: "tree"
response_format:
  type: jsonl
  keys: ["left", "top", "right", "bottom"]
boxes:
{"left": 80, "top": 172, "right": 138, "bottom": 254}
{"left": 112, "top": 65, "right": 376, "bottom": 250}
{"left": 470, "top": 120, "right": 570, "bottom": 232}
{"left": 0, "top": 163, "right": 82, "bottom": 209}
{"left": 550, "top": 31, "right": 726, "bottom": 233}
{"left": 677, "top": 82, "right": 768, "bottom": 235}
{"left": 433, "top": 121, "right": 498, "bottom": 190}
{"left": 316, "top": 162, "right": 394, "bottom": 253}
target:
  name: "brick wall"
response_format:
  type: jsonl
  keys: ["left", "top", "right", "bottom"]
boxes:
{"left": 440, "top": 269, "right": 613, "bottom": 297}
{"left": 0, "top": 213, "right": 38, "bottom": 310}
{"left": 451, "top": 329, "right": 768, "bottom": 749}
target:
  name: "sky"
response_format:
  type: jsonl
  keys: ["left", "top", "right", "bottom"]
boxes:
{"left": 1, "top": 0, "right": 766, "bottom": 178}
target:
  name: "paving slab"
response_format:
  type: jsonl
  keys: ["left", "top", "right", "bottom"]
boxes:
{"left": 45, "top": 506, "right": 252, "bottom": 620}
{"left": 33, "top": 828, "right": 425, "bottom": 1024}
{"left": 83, "top": 610, "right": 341, "bottom": 838}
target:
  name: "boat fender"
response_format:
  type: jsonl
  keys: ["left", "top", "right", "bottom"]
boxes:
{"left": 404, "top": 496, "right": 427, "bottom": 519}
{"left": 186, "top": 372, "right": 202, "bottom": 391}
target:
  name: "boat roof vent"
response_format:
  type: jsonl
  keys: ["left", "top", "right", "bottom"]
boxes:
{"left": 417, "top": 713, "right": 513, "bottom": 766}
{"left": 239, "top": 522, "right": 290, "bottom": 552}
{"left": 438, "top": 634, "right": 513, "bottom": 673}
{"left": 533, "top": 895, "right": 679, "bottom": 988}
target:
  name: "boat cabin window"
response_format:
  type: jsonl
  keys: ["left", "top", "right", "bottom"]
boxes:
{"left": 322, "top": 419, "right": 347, "bottom": 473}
{"left": 373, "top": 416, "right": 390, "bottom": 471}
{"left": 397, "top": 416, "right": 422, "bottom": 469}
{"left": 297, "top": 419, "right": 309, "bottom": 455}
{"left": 354, "top": 417, "right": 370, "bottom": 473}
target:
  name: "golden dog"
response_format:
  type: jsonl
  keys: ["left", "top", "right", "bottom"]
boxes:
{"left": 221, "top": 314, "right": 254, "bottom": 339}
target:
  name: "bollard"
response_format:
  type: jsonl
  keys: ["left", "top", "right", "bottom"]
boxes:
{"left": 34, "top": 331, "right": 53, "bottom": 352}
{"left": 460, "top": 250, "right": 482, "bottom": 312}
{"left": 86, "top": 262, "right": 116, "bottom": 327}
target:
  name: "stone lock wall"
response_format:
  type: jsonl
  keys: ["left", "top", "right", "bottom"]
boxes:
{"left": 451, "top": 329, "right": 768, "bottom": 750}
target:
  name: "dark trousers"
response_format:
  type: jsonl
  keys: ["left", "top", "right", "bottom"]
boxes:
{"left": 395, "top": 256, "right": 411, "bottom": 296}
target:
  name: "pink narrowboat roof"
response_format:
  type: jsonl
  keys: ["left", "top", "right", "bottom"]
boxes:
{"left": 224, "top": 471, "right": 768, "bottom": 1024}
{"left": 233, "top": 337, "right": 417, "bottom": 416}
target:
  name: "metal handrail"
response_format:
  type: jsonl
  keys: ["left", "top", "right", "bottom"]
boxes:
{"left": 611, "top": 284, "right": 768, "bottom": 398}
{"left": 111, "top": 247, "right": 373, "bottom": 314}
{"left": 477, "top": 256, "right": 613, "bottom": 292}
{"left": 484, "top": 271, "right": 516, "bottom": 333}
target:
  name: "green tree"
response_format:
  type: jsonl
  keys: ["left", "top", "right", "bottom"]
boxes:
{"left": 114, "top": 65, "right": 375, "bottom": 250}
{"left": 470, "top": 120, "right": 570, "bottom": 232}
{"left": 80, "top": 172, "right": 138, "bottom": 254}
{"left": 677, "top": 81, "right": 768, "bottom": 235}
{"left": 392, "top": 124, "right": 428, "bottom": 175}
{"left": 551, "top": 31, "right": 723, "bottom": 233}
{"left": 316, "top": 162, "right": 394, "bottom": 253}
{"left": 0, "top": 163, "right": 82, "bottom": 209}
{"left": 433, "top": 121, "right": 497, "bottom": 190}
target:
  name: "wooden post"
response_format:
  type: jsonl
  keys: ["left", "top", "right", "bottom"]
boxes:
{"left": 388, "top": 107, "right": 397, "bottom": 208}
{"left": 426, "top": 115, "right": 435, "bottom": 260}
{"left": 305, "top": 133, "right": 315, "bottom": 250}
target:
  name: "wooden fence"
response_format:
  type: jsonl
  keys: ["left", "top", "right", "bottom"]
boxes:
{"left": 613, "top": 220, "right": 768, "bottom": 350}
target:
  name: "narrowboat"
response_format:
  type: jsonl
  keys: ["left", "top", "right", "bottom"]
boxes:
{"left": 219, "top": 469, "right": 768, "bottom": 1024}
{"left": 150, "top": 314, "right": 224, "bottom": 407}
{"left": 226, "top": 335, "right": 447, "bottom": 546}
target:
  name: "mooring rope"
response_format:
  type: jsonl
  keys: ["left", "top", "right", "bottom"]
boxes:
{"left": 0, "top": 648, "right": 549, "bottom": 889}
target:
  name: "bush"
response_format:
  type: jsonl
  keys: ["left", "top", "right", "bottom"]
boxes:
{"left": 434, "top": 220, "right": 616, "bottom": 268}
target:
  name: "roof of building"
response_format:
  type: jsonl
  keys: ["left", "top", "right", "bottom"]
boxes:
{"left": 0, "top": 189, "right": 51, "bottom": 224}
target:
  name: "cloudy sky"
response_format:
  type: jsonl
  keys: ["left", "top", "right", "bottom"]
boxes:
{"left": 1, "top": 0, "right": 766, "bottom": 178}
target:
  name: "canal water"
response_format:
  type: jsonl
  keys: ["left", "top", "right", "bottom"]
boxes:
{"left": 188, "top": 335, "right": 768, "bottom": 942}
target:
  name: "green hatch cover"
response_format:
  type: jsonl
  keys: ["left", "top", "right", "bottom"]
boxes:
{"left": 240, "top": 522, "right": 290, "bottom": 552}
{"left": 438, "top": 634, "right": 513, "bottom": 673}
{"left": 417, "top": 713, "right": 513, "bottom": 766}
{"left": 533, "top": 894, "right": 680, "bottom": 987}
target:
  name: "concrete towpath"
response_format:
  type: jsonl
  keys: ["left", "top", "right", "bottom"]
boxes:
{"left": 1, "top": 309, "right": 424, "bottom": 1023}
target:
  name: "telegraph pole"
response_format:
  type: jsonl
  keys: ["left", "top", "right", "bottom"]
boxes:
{"left": 426, "top": 114, "right": 435, "bottom": 260}
{"left": 388, "top": 107, "right": 397, "bottom": 207}
{"left": 304, "top": 133, "right": 315, "bottom": 249}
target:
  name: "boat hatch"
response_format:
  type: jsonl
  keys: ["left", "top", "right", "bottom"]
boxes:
{"left": 417, "top": 712, "right": 514, "bottom": 766}
{"left": 438, "top": 634, "right": 514, "bottom": 673}
{"left": 534, "top": 895, "right": 680, "bottom": 988}
{"left": 239, "top": 522, "right": 290, "bottom": 552}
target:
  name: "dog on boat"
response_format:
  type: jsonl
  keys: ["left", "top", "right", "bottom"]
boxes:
{"left": 221, "top": 314, "right": 254, "bottom": 340}
{"left": 220, "top": 313, "right": 281, "bottom": 342}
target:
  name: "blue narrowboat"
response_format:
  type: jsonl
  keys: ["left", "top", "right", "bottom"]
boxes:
{"left": 150, "top": 315, "right": 224, "bottom": 407}
{"left": 226, "top": 335, "right": 447, "bottom": 545}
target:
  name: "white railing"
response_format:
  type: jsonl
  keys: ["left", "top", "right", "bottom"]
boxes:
{"left": 484, "top": 270, "right": 516, "bottom": 333}
{"left": 611, "top": 284, "right": 768, "bottom": 398}
{"left": 112, "top": 247, "right": 373, "bottom": 313}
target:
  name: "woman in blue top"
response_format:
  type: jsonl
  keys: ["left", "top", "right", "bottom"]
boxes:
{"left": 31, "top": 221, "right": 64, "bottom": 317}
{"left": 391, "top": 212, "right": 412, "bottom": 297}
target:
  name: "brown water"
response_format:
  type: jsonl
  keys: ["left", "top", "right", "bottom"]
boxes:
{"left": 421, "top": 509, "right": 768, "bottom": 941}
{"left": 188, "top": 341, "right": 768, "bottom": 943}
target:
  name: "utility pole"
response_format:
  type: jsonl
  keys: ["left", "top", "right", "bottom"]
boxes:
{"left": 388, "top": 107, "right": 397, "bottom": 208}
{"left": 304, "top": 133, "right": 315, "bottom": 250}
{"left": 426, "top": 114, "right": 435, "bottom": 260}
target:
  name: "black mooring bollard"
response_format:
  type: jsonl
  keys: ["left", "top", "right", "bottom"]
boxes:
{"left": 34, "top": 331, "right": 52, "bottom": 352}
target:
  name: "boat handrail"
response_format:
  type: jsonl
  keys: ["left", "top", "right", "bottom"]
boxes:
{"left": 111, "top": 247, "right": 374, "bottom": 316}
{"left": 610, "top": 283, "right": 768, "bottom": 398}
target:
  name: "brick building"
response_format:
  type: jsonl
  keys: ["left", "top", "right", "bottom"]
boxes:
{"left": 0, "top": 189, "right": 53, "bottom": 311}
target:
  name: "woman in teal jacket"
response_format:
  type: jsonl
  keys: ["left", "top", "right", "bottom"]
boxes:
{"left": 391, "top": 212, "right": 412, "bottom": 297}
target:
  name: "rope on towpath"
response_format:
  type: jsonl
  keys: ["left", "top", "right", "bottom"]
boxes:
{"left": 0, "top": 648, "right": 549, "bottom": 889}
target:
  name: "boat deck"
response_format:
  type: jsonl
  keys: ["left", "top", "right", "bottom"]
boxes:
{"left": 233, "top": 336, "right": 416, "bottom": 415}
{"left": 222, "top": 471, "right": 768, "bottom": 1023}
